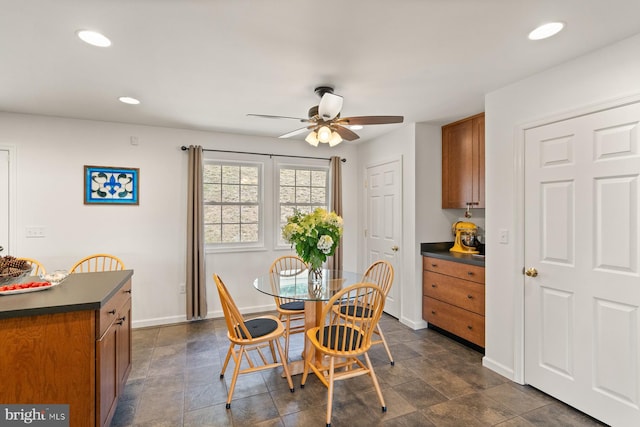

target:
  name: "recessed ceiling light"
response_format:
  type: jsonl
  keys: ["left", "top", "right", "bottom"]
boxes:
{"left": 119, "top": 96, "right": 140, "bottom": 105}
{"left": 528, "top": 22, "right": 565, "bottom": 40}
{"left": 76, "top": 30, "right": 111, "bottom": 47}
{"left": 350, "top": 125, "right": 363, "bottom": 131}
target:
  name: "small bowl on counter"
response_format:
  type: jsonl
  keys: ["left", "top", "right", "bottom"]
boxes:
{"left": 40, "top": 270, "right": 69, "bottom": 286}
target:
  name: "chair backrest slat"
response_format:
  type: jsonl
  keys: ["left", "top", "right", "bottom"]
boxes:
{"left": 269, "top": 255, "right": 307, "bottom": 304}
{"left": 214, "top": 274, "right": 253, "bottom": 339}
{"left": 362, "top": 260, "right": 394, "bottom": 296}
{"left": 70, "top": 253, "right": 125, "bottom": 273}
{"left": 321, "top": 282, "right": 385, "bottom": 354}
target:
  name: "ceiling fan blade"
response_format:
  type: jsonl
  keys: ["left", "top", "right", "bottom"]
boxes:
{"left": 318, "top": 92, "right": 343, "bottom": 120}
{"left": 337, "top": 115, "right": 404, "bottom": 125}
{"left": 333, "top": 125, "right": 360, "bottom": 141}
{"left": 278, "top": 127, "right": 311, "bottom": 139}
{"left": 247, "top": 113, "right": 310, "bottom": 122}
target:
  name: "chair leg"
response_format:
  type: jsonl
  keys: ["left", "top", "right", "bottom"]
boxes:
{"left": 268, "top": 340, "right": 277, "bottom": 363}
{"left": 225, "top": 345, "right": 246, "bottom": 409}
{"left": 300, "top": 337, "right": 312, "bottom": 388}
{"left": 274, "top": 336, "right": 294, "bottom": 392}
{"left": 326, "top": 356, "right": 336, "bottom": 427}
{"left": 375, "top": 325, "right": 394, "bottom": 365}
{"left": 284, "top": 315, "right": 291, "bottom": 361}
{"left": 364, "top": 352, "right": 386, "bottom": 412}
{"left": 220, "top": 343, "right": 234, "bottom": 378}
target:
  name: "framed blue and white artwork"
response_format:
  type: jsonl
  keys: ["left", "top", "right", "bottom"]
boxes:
{"left": 84, "top": 165, "right": 139, "bottom": 205}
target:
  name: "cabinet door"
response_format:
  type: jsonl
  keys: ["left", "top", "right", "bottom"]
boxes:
{"left": 442, "top": 113, "right": 485, "bottom": 208}
{"left": 473, "top": 114, "right": 485, "bottom": 208}
{"left": 116, "top": 298, "right": 132, "bottom": 395}
{"left": 97, "top": 324, "right": 118, "bottom": 427}
{"left": 442, "top": 118, "right": 473, "bottom": 208}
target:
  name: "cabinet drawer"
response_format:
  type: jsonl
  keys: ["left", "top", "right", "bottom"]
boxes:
{"left": 423, "top": 297, "right": 485, "bottom": 347}
{"left": 423, "top": 256, "right": 484, "bottom": 283}
{"left": 98, "top": 279, "right": 132, "bottom": 337}
{"left": 423, "top": 271, "right": 484, "bottom": 315}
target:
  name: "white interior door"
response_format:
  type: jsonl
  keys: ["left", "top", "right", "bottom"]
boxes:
{"left": 0, "top": 149, "right": 9, "bottom": 255}
{"left": 524, "top": 101, "right": 640, "bottom": 426}
{"left": 365, "top": 159, "right": 402, "bottom": 318}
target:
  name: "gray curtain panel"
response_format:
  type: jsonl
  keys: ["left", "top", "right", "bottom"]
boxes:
{"left": 328, "top": 156, "right": 343, "bottom": 271}
{"left": 186, "top": 145, "right": 207, "bottom": 319}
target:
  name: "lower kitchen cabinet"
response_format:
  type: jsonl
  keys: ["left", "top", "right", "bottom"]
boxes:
{"left": 0, "top": 271, "right": 133, "bottom": 427}
{"left": 422, "top": 256, "right": 485, "bottom": 347}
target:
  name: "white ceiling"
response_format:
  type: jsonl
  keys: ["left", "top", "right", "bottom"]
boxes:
{"left": 2, "top": 0, "right": 640, "bottom": 143}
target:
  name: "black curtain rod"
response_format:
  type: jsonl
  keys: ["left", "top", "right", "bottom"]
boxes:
{"left": 180, "top": 146, "right": 346, "bottom": 163}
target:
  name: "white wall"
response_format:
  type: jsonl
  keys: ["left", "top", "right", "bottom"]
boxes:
{"left": 484, "top": 33, "right": 640, "bottom": 381}
{"left": 0, "top": 113, "right": 358, "bottom": 327}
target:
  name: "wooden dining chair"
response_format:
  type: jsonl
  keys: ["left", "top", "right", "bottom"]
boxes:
{"left": 301, "top": 282, "right": 387, "bottom": 427}
{"left": 69, "top": 253, "right": 125, "bottom": 273}
{"left": 332, "top": 260, "right": 395, "bottom": 365}
{"left": 269, "top": 255, "right": 307, "bottom": 360}
{"left": 17, "top": 257, "right": 46, "bottom": 276}
{"left": 214, "top": 274, "right": 294, "bottom": 409}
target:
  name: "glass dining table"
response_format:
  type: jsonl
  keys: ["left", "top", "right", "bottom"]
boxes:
{"left": 253, "top": 268, "right": 363, "bottom": 374}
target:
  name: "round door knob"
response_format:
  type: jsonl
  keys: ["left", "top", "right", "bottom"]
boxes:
{"left": 525, "top": 268, "right": 538, "bottom": 277}
{"left": 391, "top": 245, "right": 399, "bottom": 252}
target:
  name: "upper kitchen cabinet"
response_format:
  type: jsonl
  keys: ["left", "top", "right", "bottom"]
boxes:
{"left": 442, "top": 113, "right": 485, "bottom": 209}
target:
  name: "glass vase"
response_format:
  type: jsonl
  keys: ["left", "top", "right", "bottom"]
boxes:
{"left": 308, "top": 267, "right": 323, "bottom": 290}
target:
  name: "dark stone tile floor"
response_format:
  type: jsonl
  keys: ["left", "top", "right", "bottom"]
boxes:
{"left": 111, "top": 313, "right": 608, "bottom": 427}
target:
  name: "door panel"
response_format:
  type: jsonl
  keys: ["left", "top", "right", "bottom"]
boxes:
{"left": 524, "top": 101, "right": 640, "bottom": 426}
{"left": 366, "top": 160, "right": 402, "bottom": 318}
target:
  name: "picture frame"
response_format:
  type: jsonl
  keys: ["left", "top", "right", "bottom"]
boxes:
{"left": 84, "top": 165, "right": 139, "bottom": 205}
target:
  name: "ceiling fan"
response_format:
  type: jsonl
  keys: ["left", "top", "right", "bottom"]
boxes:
{"left": 247, "top": 86, "right": 404, "bottom": 146}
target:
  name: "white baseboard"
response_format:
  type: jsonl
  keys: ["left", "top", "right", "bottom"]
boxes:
{"left": 482, "top": 356, "right": 517, "bottom": 382}
{"left": 399, "top": 316, "right": 428, "bottom": 330}
{"left": 131, "top": 303, "right": 275, "bottom": 329}
{"left": 132, "top": 315, "right": 187, "bottom": 329}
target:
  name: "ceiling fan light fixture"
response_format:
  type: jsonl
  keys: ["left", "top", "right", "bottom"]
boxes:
{"left": 319, "top": 92, "right": 344, "bottom": 120}
{"left": 350, "top": 125, "right": 363, "bottom": 130}
{"left": 305, "top": 131, "right": 319, "bottom": 147}
{"left": 328, "top": 131, "right": 343, "bottom": 147}
{"left": 317, "top": 126, "right": 332, "bottom": 143}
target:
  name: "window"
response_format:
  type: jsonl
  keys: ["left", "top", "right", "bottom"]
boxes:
{"left": 277, "top": 164, "right": 329, "bottom": 246}
{"left": 203, "top": 161, "right": 262, "bottom": 247}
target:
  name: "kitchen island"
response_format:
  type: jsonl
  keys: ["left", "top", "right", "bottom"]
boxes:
{"left": 0, "top": 270, "right": 133, "bottom": 427}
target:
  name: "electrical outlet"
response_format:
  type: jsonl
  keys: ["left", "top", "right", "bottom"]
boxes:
{"left": 179, "top": 283, "right": 186, "bottom": 294}
{"left": 499, "top": 229, "right": 509, "bottom": 244}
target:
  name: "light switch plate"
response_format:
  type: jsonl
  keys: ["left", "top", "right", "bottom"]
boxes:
{"left": 499, "top": 229, "right": 508, "bottom": 244}
{"left": 26, "top": 226, "right": 45, "bottom": 238}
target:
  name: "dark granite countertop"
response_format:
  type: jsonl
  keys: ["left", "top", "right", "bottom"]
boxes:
{"left": 421, "top": 242, "right": 485, "bottom": 267}
{"left": 0, "top": 270, "right": 133, "bottom": 319}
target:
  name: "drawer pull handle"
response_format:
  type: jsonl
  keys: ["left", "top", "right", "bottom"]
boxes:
{"left": 431, "top": 310, "right": 436, "bottom": 314}
{"left": 467, "top": 271, "right": 474, "bottom": 276}
{"left": 124, "top": 289, "right": 132, "bottom": 294}
{"left": 431, "top": 263, "right": 437, "bottom": 267}
{"left": 116, "top": 316, "right": 126, "bottom": 325}
{"left": 467, "top": 325, "right": 473, "bottom": 330}
{"left": 108, "top": 309, "right": 116, "bottom": 315}
{"left": 431, "top": 284, "right": 437, "bottom": 288}
{"left": 467, "top": 295, "right": 473, "bottom": 299}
